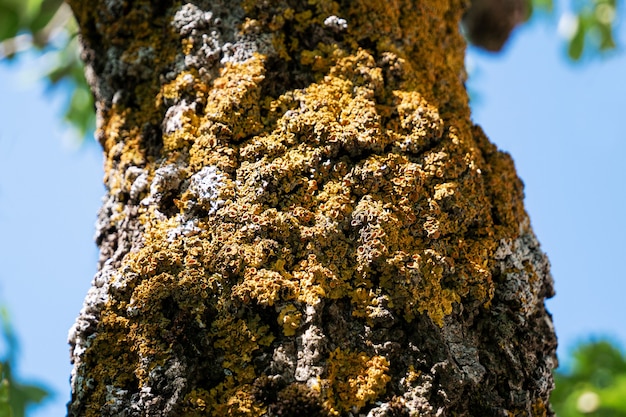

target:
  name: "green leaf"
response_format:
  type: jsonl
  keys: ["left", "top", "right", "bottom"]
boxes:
{"left": 0, "top": 308, "right": 18, "bottom": 364}
{"left": 0, "top": 6, "right": 20, "bottom": 42}
{"left": 0, "top": 364, "right": 10, "bottom": 405}
{"left": 28, "top": 0, "right": 65, "bottom": 35}
{"left": 0, "top": 306, "right": 52, "bottom": 417}
{"left": 7, "top": 381, "right": 50, "bottom": 417}
{"left": 597, "top": 23, "right": 616, "bottom": 51}
{"left": 568, "top": 20, "right": 586, "bottom": 60}
{"left": 64, "top": 84, "right": 96, "bottom": 139}
{"left": 0, "top": 394, "right": 12, "bottom": 417}
{"left": 563, "top": 0, "right": 619, "bottom": 61}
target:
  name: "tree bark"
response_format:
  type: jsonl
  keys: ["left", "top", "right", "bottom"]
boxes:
{"left": 66, "top": 1, "right": 557, "bottom": 416}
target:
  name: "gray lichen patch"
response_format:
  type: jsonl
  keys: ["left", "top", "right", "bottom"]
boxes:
{"left": 493, "top": 219, "right": 554, "bottom": 322}
{"left": 186, "top": 165, "right": 225, "bottom": 214}
{"left": 144, "top": 164, "right": 184, "bottom": 205}
{"left": 68, "top": 262, "right": 121, "bottom": 392}
{"left": 163, "top": 99, "right": 198, "bottom": 135}
{"left": 323, "top": 15, "right": 348, "bottom": 32}
{"left": 169, "top": 1, "right": 275, "bottom": 79}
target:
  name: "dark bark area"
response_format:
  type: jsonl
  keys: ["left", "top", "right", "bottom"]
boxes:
{"left": 67, "top": 1, "right": 556, "bottom": 416}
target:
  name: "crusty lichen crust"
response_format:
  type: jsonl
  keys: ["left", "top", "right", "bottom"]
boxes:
{"left": 67, "top": 0, "right": 555, "bottom": 416}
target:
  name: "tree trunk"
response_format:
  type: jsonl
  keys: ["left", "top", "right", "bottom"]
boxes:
{"left": 66, "top": 1, "right": 557, "bottom": 416}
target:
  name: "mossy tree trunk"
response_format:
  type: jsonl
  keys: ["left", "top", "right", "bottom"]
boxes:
{"left": 66, "top": 0, "right": 557, "bottom": 415}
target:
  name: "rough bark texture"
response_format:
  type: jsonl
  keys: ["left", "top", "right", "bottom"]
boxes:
{"left": 67, "top": 1, "right": 557, "bottom": 416}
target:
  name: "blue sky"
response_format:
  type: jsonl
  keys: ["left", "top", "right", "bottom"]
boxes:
{"left": 1, "top": 10, "right": 625, "bottom": 417}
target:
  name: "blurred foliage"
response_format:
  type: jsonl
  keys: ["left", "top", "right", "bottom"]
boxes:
{"left": 552, "top": 339, "right": 626, "bottom": 416}
{"left": 0, "top": 306, "right": 51, "bottom": 417}
{"left": 0, "top": 0, "right": 94, "bottom": 142}
{"left": 529, "top": 0, "right": 619, "bottom": 60}
{"left": 561, "top": 0, "right": 618, "bottom": 60}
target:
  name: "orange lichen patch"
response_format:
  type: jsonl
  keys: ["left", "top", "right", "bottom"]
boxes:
{"left": 76, "top": 310, "right": 136, "bottom": 415}
{"left": 213, "top": 387, "right": 265, "bottom": 417}
{"left": 99, "top": 107, "right": 129, "bottom": 157}
{"left": 350, "top": 287, "right": 376, "bottom": 319}
{"left": 159, "top": 70, "right": 209, "bottom": 104}
{"left": 532, "top": 399, "right": 550, "bottom": 417}
{"left": 163, "top": 110, "right": 201, "bottom": 152}
{"left": 300, "top": 42, "right": 344, "bottom": 74}
{"left": 505, "top": 399, "right": 549, "bottom": 417}
{"left": 184, "top": 383, "right": 266, "bottom": 417}
{"left": 346, "top": 0, "right": 403, "bottom": 43}
{"left": 389, "top": 90, "right": 445, "bottom": 152}
{"left": 292, "top": 254, "right": 349, "bottom": 304}
{"left": 232, "top": 267, "right": 298, "bottom": 306}
{"left": 472, "top": 125, "right": 526, "bottom": 242}
{"left": 323, "top": 349, "right": 391, "bottom": 414}
{"left": 277, "top": 304, "right": 302, "bottom": 336}
{"left": 155, "top": 70, "right": 211, "bottom": 152}
{"left": 125, "top": 217, "right": 185, "bottom": 276}
{"left": 380, "top": 249, "right": 461, "bottom": 325}
{"left": 194, "top": 314, "right": 273, "bottom": 414}
{"left": 342, "top": 0, "right": 470, "bottom": 112}
{"left": 182, "top": 388, "right": 212, "bottom": 415}
{"left": 204, "top": 47, "right": 501, "bottom": 327}
{"left": 405, "top": 365, "right": 421, "bottom": 385}
{"left": 213, "top": 314, "right": 274, "bottom": 378}
{"left": 203, "top": 55, "right": 266, "bottom": 141}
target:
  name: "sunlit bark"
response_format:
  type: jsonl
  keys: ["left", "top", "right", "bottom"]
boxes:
{"left": 67, "top": 1, "right": 556, "bottom": 415}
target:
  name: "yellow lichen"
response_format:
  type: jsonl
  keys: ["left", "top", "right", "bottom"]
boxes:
{"left": 233, "top": 267, "right": 298, "bottom": 306}
{"left": 69, "top": 0, "right": 531, "bottom": 414}
{"left": 324, "top": 348, "right": 391, "bottom": 414}
{"left": 277, "top": 304, "right": 302, "bottom": 336}
{"left": 184, "top": 383, "right": 265, "bottom": 417}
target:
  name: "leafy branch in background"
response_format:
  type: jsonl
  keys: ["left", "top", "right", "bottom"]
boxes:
{"left": 521, "top": 0, "right": 619, "bottom": 60}
{"left": 0, "top": 306, "right": 51, "bottom": 417}
{"left": 551, "top": 339, "right": 626, "bottom": 416}
{"left": 0, "top": 0, "right": 94, "bottom": 141}
{"left": 558, "top": 0, "right": 618, "bottom": 60}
